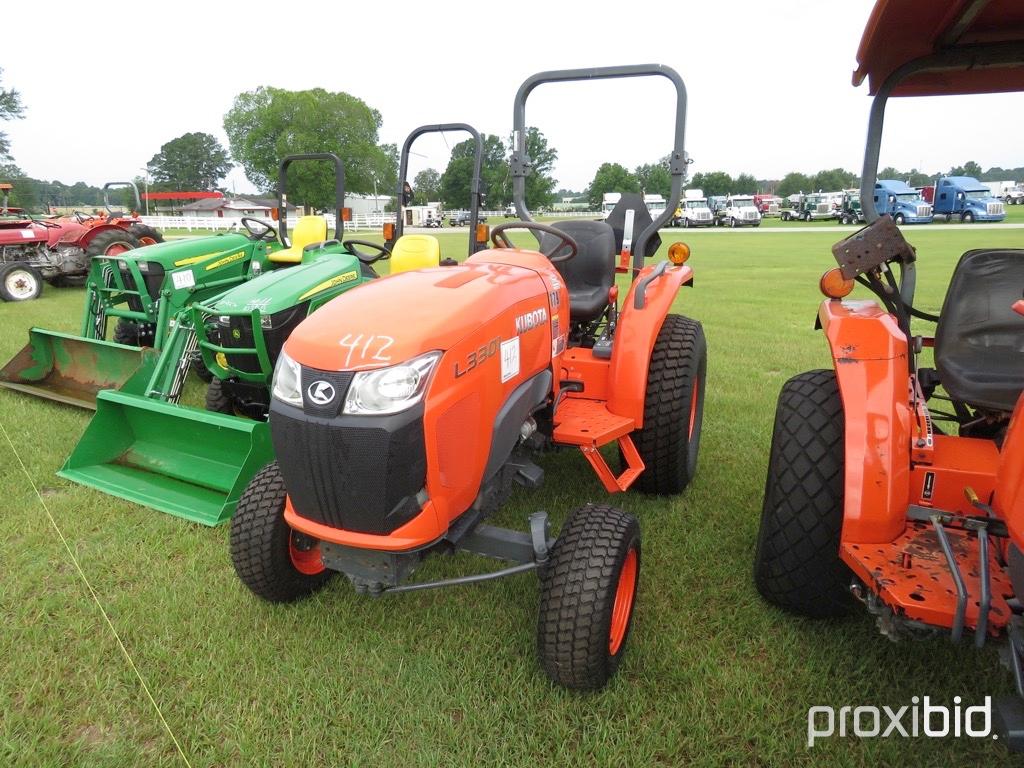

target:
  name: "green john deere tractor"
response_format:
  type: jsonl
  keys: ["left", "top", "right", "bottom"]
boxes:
{"left": 0, "top": 154, "right": 347, "bottom": 409}
{"left": 58, "top": 126, "right": 487, "bottom": 526}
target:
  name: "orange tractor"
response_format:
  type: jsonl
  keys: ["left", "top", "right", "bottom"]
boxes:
{"left": 754, "top": 0, "right": 1024, "bottom": 745}
{"left": 229, "top": 65, "right": 706, "bottom": 689}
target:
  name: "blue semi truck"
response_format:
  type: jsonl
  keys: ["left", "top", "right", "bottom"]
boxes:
{"left": 930, "top": 176, "right": 1006, "bottom": 223}
{"left": 873, "top": 179, "right": 933, "bottom": 224}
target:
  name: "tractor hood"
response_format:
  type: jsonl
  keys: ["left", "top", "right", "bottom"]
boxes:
{"left": 208, "top": 252, "right": 364, "bottom": 316}
{"left": 284, "top": 261, "right": 545, "bottom": 371}
{"left": 118, "top": 232, "right": 253, "bottom": 266}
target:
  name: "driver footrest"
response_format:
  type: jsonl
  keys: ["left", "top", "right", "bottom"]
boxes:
{"left": 553, "top": 398, "right": 643, "bottom": 492}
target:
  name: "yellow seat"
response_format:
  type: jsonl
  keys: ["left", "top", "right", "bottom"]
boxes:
{"left": 390, "top": 234, "right": 441, "bottom": 274}
{"left": 268, "top": 215, "right": 329, "bottom": 264}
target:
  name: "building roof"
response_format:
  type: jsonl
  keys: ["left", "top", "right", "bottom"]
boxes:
{"left": 181, "top": 197, "right": 295, "bottom": 212}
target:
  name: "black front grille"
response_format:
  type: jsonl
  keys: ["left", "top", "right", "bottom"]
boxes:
{"left": 117, "top": 265, "right": 144, "bottom": 313}
{"left": 219, "top": 303, "right": 310, "bottom": 376}
{"left": 270, "top": 399, "right": 426, "bottom": 535}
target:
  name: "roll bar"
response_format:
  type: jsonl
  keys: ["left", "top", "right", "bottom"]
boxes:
{"left": 391, "top": 123, "right": 484, "bottom": 257}
{"left": 511, "top": 64, "right": 688, "bottom": 277}
{"left": 277, "top": 153, "right": 346, "bottom": 246}
{"left": 859, "top": 41, "right": 1024, "bottom": 309}
{"left": 103, "top": 181, "right": 142, "bottom": 215}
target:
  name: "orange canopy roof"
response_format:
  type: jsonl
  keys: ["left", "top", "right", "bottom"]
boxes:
{"left": 854, "top": 0, "right": 1024, "bottom": 96}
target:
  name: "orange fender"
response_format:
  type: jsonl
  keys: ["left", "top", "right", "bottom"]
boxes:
{"left": 608, "top": 262, "right": 693, "bottom": 426}
{"left": 819, "top": 299, "right": 912, "bottom": 544}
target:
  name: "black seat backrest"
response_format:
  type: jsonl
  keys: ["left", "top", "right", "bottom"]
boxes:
{"left": 935, "top": 249, "right": 1024, "bottom": 412}
{"left": 538, "top": 220, "right": 615, "bottom": 325}
{"left": 604, "top": 192, "right": 661, "bottom": 258}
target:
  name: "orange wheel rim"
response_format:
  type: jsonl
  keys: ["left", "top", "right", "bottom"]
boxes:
{"left": 289, "top": 531, "right": 325, "bottom": 575}
{"left": 104, "top": 242, "right": 133, "bottom": 256}
{"left": 139, "top": 237, "right": 157, "bottom": 246}
{"left": 688, "top": 379, "right": 700, "bottom": 441}
{"left": 609, "top": 547, "right": 638, "bottom": 655}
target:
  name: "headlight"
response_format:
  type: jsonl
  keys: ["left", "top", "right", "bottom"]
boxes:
{"left": 271, "top": 349, "right": 303, "bottom": 407}
{"left": 343, "top": 351, "right": 441, "bottom": 416}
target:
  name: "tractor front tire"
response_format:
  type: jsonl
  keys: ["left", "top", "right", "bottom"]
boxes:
{"left": 0, "top": 262, "right": 44, "bottom": 301}
{"left": 631, "top": 314, "right": 706, "bottom": 494}
{"left": 230, "top": 461, "right": 334, "bottom": 603}
{"left": 113, "top": 319, "right": 156, "bottom": 347}
{"left": 129, "top": 223, "right": 164, "bottom": 245}
{"left": 193, "top": 355, "right": 214, "bottom": 383}
{"left": 753, "top": 370, "right": 854, "bottom": 618}
{"left": 205, "top": 378, "right": 234, "bottom": 414}
{"left": 537, "top": 504, "right": 640, "bottom": 690}
{"left": 85, "top": 229, "right": 141, "bottom": 258}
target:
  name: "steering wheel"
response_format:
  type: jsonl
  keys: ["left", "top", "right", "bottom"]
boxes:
{"left": 74, "top": 211, "right": 95, "bottom": 224}
{"left": 490, "top": 222, "right": 578, "bottom": 263}
{"left": 343, "top": 239, "right": 391, "bottom": 264}
{"left": 32, "top": 217, "right": 61, "bottom": 229}
{"left": 240, "top": 216, "right": 277, "bottom": 242}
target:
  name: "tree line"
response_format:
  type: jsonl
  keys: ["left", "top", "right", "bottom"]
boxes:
{"left": 2, "top": 67, "right": 1023, "bottom": 214}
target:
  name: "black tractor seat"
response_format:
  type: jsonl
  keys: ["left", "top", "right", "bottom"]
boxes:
{"left": 539, "top": 220, "right": 616, "bottom": 324}
{"left": 934, "top": 248, "right": 1024, "bottom": 413}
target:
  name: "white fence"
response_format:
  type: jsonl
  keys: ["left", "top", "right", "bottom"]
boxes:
{"left": 139, "top": 209, "right": 603, "bottom": 233}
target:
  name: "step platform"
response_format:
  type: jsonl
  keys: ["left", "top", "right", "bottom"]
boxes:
{"left": 552, "top": 398, "right": 644, "bottom": 492}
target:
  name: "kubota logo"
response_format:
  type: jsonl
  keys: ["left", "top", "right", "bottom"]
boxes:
{"left": 307, "top": 380, "right": 336, "bottom": 405}
{"left": 515, "top": 307, "right": 547, "bottom": 335}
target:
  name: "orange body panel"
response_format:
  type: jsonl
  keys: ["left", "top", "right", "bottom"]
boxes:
{"left": 282, "top": 247, "right": 569, "bottom": 551}
{"left": 608, "top": 263, "right": 693, "bottom": 426}
{"left": 819, "top": 299, "right": 912, "bottom": 544}
{"left": 908, "top": 434, "right": 999, "bottom": 515}
{"left": 996, "top": 397, "right": 1024, "bottom": 551}
{"left": 560, "top": 347, "right": 610, "bottom": 402}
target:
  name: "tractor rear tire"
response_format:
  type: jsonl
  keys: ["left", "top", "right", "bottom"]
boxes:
{"left": 537, "top": 504, "right": 640, "bottom": 690}
{"left": 129, "top": 223, "right": 164, "bottom": 245}
{"left": 0, "top": 262, "right": 43, "bottom": 301}
{"left": 631, "top": 314, "right": 706, "bottom": 495}
{"left": 230, "top": 461, "right": 334, "bottom": 603}
{"left": 205, "top": 378, "right": 234, "bottom": 414}
{"left": 753, "top": 370, "right": 854, "bottom": 618}
{"left": 85, "top": 229, "right": 142, "bottom": 258}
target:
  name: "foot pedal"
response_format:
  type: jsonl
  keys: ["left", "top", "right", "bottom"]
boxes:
{"left": 592, "top": 337, "right": 612, "bottom": 359}
{"left": 510, "top": 458, "right": 544, "bottom": 489}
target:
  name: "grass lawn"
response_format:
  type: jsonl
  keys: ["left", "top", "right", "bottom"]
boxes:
{"left": 3, "top": 225, "right": 1024, "bottom": 766}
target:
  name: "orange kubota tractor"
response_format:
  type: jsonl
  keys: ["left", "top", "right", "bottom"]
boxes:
{"left": 754, "top": 0, "right": 1024, "bottom": 746}
{"left": 229, "top": 65, "right": 706, "bottom": 689}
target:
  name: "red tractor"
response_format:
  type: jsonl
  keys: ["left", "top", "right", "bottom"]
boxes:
{"left": 754, "top": 0, "right": 1024, "bottom": 747}
{"left": 0, "top": 180, "right": 161, "bottom": 301}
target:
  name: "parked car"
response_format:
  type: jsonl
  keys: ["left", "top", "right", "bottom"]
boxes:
{"left": 447, "top": 210, "right": 487, "bottom": 227}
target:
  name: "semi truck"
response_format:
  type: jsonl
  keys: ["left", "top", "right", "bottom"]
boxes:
{"left": 780, "top": 192, "right": 835, "bottom": 222}
{"left": 873, "top": 179, "right": 933, "bottom": 224}
{"left": 930, "top": 176, "right": 1006, "bottom": 222}
{"left": 715, "top": 194, "right": 761, "bottom": 227}
{"left": 673, "top": 189, "right": 714, "bottom": 227}
{"left": 754, "top": 194, "right": 782, "bottom": 217}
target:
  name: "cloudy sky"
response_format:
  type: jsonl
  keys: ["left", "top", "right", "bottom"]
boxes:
{"left": 3, "top": 0, "right": 1023, "bottom": 194}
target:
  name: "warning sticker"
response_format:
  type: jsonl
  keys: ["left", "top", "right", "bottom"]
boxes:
{"left": 500, "top": 337, "right": 520, "bottom": 383}
{"left": 172, "top": 270, "right": 196, "bottom": 290}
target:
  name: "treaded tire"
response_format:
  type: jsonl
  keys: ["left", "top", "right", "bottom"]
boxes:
{"left": 85, "top": 229, "right": 141, "bottom": 258}
{"left": 128, "top": 223, "right": 164, "bottom": 245}
{"left": 112, "top": 319, "right": 156, "bottom": 347}
{"left": 753, "top": 370, "right": 854, "bottom": 618}
{"left": 193, "top": 355, "right": 214, "bottom": 382}
{"left": 538, "top": 504, "right": 641, "bottom": 690}
{"left": 230, "top": 461, "right": 334, "bottom": 603}
{"left": 631, "top": 314, "right": 706, "bottom": 494}
{"left": 205, "top": 378, "right": 234, "bottom": 414}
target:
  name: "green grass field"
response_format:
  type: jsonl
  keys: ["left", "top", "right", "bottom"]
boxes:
{"left": 3, "top": 226, "right": 1024, "bottom": 766}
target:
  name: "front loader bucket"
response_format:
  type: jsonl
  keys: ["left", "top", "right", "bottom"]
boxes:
{"left": 59, "top": 390, "right": 273, "bottom": 526}
{"left": 0, "top": 329, "right": 159, "bottom": 409}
